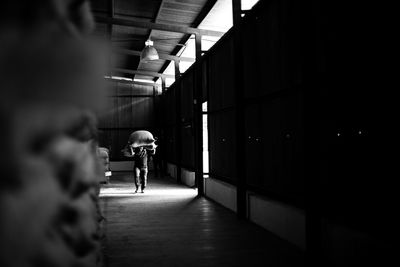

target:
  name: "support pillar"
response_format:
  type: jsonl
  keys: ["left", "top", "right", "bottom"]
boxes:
{"left": 176, "top": 82, "right": 182, "bottom": 184}
{"left": 174, "top": 60, "right": 181, "bottom": 79}
{"left": 194, "top": 33, "right": 204, "bottom": 196}
{"left": 232, "top": 0, "right": 246, "bottom": 219}
{"left": 161, "top": 77, "right": 166, "bottom": 93}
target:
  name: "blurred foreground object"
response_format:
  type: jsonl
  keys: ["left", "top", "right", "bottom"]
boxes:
{"left": 97, "top": 147, "right": 111, "bottom": 183}
{"left": 0, "top": 1, "right": 107, "bottom": 267}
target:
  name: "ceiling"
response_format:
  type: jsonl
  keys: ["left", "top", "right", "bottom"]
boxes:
{"left": 90, "top": 0, "right": 219, "bottom": 85}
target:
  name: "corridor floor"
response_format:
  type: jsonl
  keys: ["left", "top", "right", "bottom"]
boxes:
{"left": 99, "top": 172, "right": 305, "bottom": 267}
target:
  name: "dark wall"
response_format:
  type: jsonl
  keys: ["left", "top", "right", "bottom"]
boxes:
{"left": 206, "top": 37, "right": 237, "bottom": 183}
{"left": 97, "top": 81, "right": 157, "bottom": 160}
{"left": 158, "top": 0, "right": 394, "bottom": 265}
{"left": 313, "top": 1, "right": 395, "bottom": 265}
{"left": 158, "top": 1, "right": 306, "bottom": 197}
{"left": 240, "top": 0, "right": 306, "bottom": 206}
{"left": 158, "top": 72, "right": 196, "bottom": 170}
{"left": 180, "top": 72, "right": 195, "bottom": 169}
{"left": 158, "top": 84, "right": 177, "bottom": 164}
{"left": 204, "top": 0, "right": 306, "bottom": 205}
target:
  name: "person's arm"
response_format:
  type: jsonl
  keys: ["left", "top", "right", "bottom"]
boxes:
{"left": 122, "top": 144, "right": 135, "bottom": 157}
{"left": 147, "top": 148, "right": 156, "bottom": 156}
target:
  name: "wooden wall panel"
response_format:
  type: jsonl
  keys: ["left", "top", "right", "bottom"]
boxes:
{"left": 131, "top": 97, "right": 155, "bottom": 128}
{"left": 164, "top": 126, "right": 177, "bottom": 163}
{"left": 208, "top": 110, "right": 237, "bottom": 182}
{"left": 154, "top": 0, "right": 396, "bottom": 262}
{"left": 117, "top": 97, "right": 133, "bottom": 128}
{"left": 316, "top": 0, "right": 389, "bottom": 236}
{"left": 105, "top": 81, "right": 155, "bottom": 96}
{"left": 155, "top": 0, "right": 305, "bottom": 206}
{"left": 180, "top": 126, "right": 195, "bottom": 169}
{"left": 259, "top": 98, "right": 282, "bottom": 190}
{"left": 242, "top": 0, "right": 304, "bottom": 99}
{"left": 162, "top": 88, "right": 176, "bottom": 126}
{"left": 244, "top": 104, "right": 263, "bottom": 187}
{"left": 178, "top": 72, "right": 196, "bottom": 169}
{"left": 117, "top": 83, "right": 155, "bottom": 96}
{"left": 243, "top": 90, "right": 304, "bottom": 206}
{"left": 98, "top": 96, "right": 154, "bottom": 129}
{"left": 208, "top": 38, "right": 235, "bottom": 112}
{"left": 180, "top": 72, "right": 194, "bottom": 120}
{"left": 313, "top": 1, "right": 396, "bottom": 262}
{"left": 242, "top": 1, "right": 281, "bottom": 98}
{"left": 279, "top": 1, "right": 306, "bottom": 92}
{"left": 98, "top": 129, "right": 135, "bottom": 161}
{"left": 97, "top": 83, "right": 157, "bottom": 161}
{"left": 259, "top": 92, "right": 304, "bottom": 204}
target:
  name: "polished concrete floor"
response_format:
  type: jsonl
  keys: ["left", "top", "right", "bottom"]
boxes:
{"left": 99, "top": 172, "right": 305, "bottom": 267}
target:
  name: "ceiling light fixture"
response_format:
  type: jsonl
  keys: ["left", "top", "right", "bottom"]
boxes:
{"left": 140, "top": 39, "right": 159, "bottom": 61}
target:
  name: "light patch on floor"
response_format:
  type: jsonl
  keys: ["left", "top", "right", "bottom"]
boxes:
{"left": 100, "top": 187, "right": 197, "bottom": 198}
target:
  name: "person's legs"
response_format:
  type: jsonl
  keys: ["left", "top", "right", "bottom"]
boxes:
{"left": 140, "top": 167, "right": 148, "bottom": 192}
{"left": 134, "top": 167, "right": 141, "bottom": 192}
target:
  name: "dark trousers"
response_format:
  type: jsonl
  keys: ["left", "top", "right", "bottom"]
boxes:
{"left": 134, "top": 167, "right": 148, "bottom": 191}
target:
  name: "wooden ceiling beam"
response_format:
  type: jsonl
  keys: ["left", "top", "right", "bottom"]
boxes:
{"left": 105, "top": 77, "right": 156, "bottom": 87}
{"left": 112, "top": 68, "right": 175, "bottom": 79}
{"left": 95, "top": 16, "right": 225, "bottom": 37}
{"left": 113, "top": 48, "right": 195, "bottom": 62}
{"left": 155, "top": 0, "right": 218, "bottom": 83}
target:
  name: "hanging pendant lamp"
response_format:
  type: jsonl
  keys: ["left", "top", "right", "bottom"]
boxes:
{"left": 140, "top": 39, "right": 159, "bottom": 61}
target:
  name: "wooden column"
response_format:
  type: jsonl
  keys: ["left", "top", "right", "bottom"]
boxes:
{"left": 174, "top": 60, "right": 181, "bottom": 79}
{"left": 194, "top": 33, "right": 204, "bottom": 196}
{"left": 232, "top": 0, "right": 246, "bottom": 219}
{"left": 153, "top": 85, "right": 157, "bottom": 128}
{"left": 161, "top": 77, "right": 166, "bottom": 93}
{"left": 176, "top": 82, "right": 182, "bottom": 184}
{"left": 175, "top": 58, "right": 182, "bottom": 184}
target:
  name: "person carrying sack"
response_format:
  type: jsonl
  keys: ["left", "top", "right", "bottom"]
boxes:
{"left": 131, "top": 146, "right": 155, "bottom": 193}
{"left": 122, "top": 130, "right": 157, "bottom": 193}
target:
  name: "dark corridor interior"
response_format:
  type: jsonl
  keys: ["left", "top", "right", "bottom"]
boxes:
{"left": 0, "top": 1, "right": 396, "bottom": 267}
